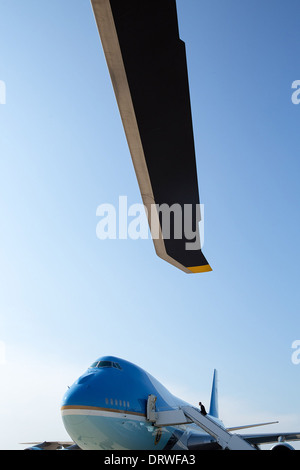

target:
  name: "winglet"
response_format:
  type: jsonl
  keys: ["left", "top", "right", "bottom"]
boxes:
{"left": 209, "top": 369, "right": 219, "bottom": 419}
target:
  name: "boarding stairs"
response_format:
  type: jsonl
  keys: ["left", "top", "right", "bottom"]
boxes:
{"left": 146, "top": 395, "right": 255, "bottom": 451}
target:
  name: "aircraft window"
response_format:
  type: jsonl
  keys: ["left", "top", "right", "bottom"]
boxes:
{"left": 113, "top": 362, "right": 122, "bottom": 370}
{"left": 90, "top": 361, "right": 122, "bottom": 370}
{"left": 99, "top": 361, "right": 113, "bottom": 368}
{"left": 90, "top": 361, "right": 99, "bottom": 368}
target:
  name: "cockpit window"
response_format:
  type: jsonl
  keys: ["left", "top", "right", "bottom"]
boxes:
{"left": 97, "top": 361, "right": 113, "bottom": 368}
{"left": 90, "top": 360, "right": 122, "bottom": 370}
{"left": 113, "top": 362, "right": 122, "bottom": 370}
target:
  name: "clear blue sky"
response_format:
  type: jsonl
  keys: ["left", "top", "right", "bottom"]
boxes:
{"left": 0, "top": 0, "right": 300, "bottom": 449}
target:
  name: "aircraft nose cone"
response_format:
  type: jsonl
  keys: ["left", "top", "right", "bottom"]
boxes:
{"left": 61, "top": 372, "right": 96, "bottom": 425}
{"left": 61, "top": 369, "right": 116, "bottom": 450}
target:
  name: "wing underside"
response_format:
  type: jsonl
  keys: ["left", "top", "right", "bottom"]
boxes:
{"left": 91, "top": 0, "right": 211, "bottom": 273}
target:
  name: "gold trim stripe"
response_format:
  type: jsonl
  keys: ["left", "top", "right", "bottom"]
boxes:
{"left": 61, "top": 405, "right": 146, "bottom": 418}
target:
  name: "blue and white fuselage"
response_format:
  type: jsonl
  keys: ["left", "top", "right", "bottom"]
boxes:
{"left": 61, "top": 356, "right": 219, "bottom": 450}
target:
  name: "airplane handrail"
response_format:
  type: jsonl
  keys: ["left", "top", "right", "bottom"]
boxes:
{"left": 146, "top": 395, "right": 256, "bottom": 450}
{"left": 181, "top": 406, "right": 256, "bottom": 450}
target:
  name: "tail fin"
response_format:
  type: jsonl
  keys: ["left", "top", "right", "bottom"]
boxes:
{"left": 209, "top": 369, "right": 219, "bottom": 419}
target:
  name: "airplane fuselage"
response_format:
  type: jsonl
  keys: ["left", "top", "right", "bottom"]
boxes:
{"left": 61, "top": 356, "right": 213, "bottom": 450}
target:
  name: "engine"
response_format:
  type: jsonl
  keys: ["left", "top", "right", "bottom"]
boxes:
{"left": 270, "top": 443, "right": 294, "bottom": 451}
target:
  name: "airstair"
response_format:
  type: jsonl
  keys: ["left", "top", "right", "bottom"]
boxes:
{"left": 146, "top": 395, "right": 256, "bottom": 451}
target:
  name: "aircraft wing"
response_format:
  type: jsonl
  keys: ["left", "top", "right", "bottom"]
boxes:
{"left": 91, "top": 0, "right": 212, "bottom": 274}
{"left": 185, "top": 430, "right": 300, "bottom": 450}
{"left": 22, "top": 441, "right": 79, "bottom": 450}
{"left": 240, "top": 432, "right": 300, "bottom": 446}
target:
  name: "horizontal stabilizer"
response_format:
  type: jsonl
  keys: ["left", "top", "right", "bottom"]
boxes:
{"left": 227, "top": 421, "right": 279, "bottom": 432}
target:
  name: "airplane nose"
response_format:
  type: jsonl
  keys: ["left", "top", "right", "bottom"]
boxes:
{"left": 62, "top": 373, "right": 94, "bottom": 404}
{"left": 61, "top": 370, "right": 118, "bottom": 450}
{"left": 61, "top": 364, "right": 128, "bottom": 449}
{"left": 61, "top": 372, "right": 96, "bottom": 426}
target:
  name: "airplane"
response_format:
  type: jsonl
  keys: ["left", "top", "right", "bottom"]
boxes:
{"left": 19, "top": 2, "right": 299, "bottom": 452}
{"left": 24, "top": 356, "right": 300, "bottom": 450}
